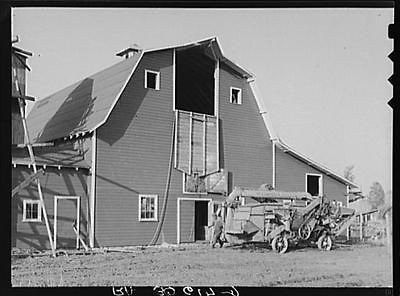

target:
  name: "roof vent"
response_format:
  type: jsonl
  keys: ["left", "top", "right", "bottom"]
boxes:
{"left": 116, "top": 43, "right": 142, "bottom": 59}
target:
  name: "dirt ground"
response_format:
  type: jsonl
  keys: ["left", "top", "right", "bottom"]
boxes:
{"left": 11, "top": 241, "right": 392, "bottom": 287}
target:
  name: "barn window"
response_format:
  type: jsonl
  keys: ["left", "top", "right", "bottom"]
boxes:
{"left": 230, "top": 87, "right": 242, "bottom": 104}
{"left": 144, "top": 70, "right": 160, "bottom": 90}
{"left": 22, "top": 200, "right": 42, "bottom": 222}
{"left": 139, "top": 195, "right": 158, "bottom": 221}
{"left": 306, "top": 173, "right": 323, "bottom": 197}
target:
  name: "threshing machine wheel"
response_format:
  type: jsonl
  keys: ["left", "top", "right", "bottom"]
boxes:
{"left": 298, "top": 223, "right": 312, "bottom": 240}
{"left": 317, "top": 234, "right": 332, "bottom": 251}
{"left": 271, "top": 234, "right": 289, "bottom": 254}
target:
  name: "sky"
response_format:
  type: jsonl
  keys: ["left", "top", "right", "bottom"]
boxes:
{"left": 12, "top": 8, "right": 393, "bottom": 194}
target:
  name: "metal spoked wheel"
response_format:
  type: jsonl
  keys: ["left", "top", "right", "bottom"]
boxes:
{"left": 298, "top": 223, "right": 312, "bottom": 240}
{"left": 317, "top": 234, "right": 332, "bottom": 251}
{"left": 271, "top": 234, "right": 289, "bottom": 254}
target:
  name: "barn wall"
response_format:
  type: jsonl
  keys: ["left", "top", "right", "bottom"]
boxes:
{"left": 218, "top": 64, "right": 273, "bottom": 188}
{"left": 275, "top": 148, "right": 347, "bottom": 204}
{"left": 179, "top": 200, "right": 195, "bottom": 243}
{"left": 11, "top": 166, "right": 89, "bottom": 250}
{"left": 95, "top": 50, "right": 184, "bottom": 247}
{"left": 95, "top": 51, "right": 275, "bottom": 247}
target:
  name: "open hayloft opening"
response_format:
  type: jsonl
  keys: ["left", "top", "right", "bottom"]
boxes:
{"left": 175, "top": 46, "right": 215, "bottom": 115}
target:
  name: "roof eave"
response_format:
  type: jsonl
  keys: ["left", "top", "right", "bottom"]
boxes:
{"left": 276, "top": 139, "right": 360, "bottom": 188}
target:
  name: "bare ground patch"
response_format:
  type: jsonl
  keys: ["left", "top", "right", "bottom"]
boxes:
{"left": 11, "top": 242, "right": 392, "bottom": 287}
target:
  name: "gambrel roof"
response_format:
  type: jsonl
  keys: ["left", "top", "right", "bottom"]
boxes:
{"left": 27, "top": 37, "right": 252, "bottom": 143}
{"left": 25, "top": 36, "right": 358, "bottom": 189}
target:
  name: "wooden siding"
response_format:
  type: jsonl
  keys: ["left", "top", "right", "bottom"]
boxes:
{"left": 218, "top": 64, "right": 273, "bottom": 189}
{"left": 12, "top": 138, "right": 91, "bottom": 169}
{"left": 175, "top": 111, "right": 218, "bottom": 176}
{"left": 275, "top": 149, "right": 347, "bottom": 204}
{"left": 180, "top": 200, "right": 195, "bottom": 243}
{"left": 95, "top": 51, "right": 275, "bottom": 247}
{"left": 12, "top": 101, "right": 24, "bottom": 145}
{"left": 12, "top": 53, "right": 26, "bottom": 97}
{"left": 96, "top": 50, "right": 184, "bottom": 247}
{"left": 11, "top": 166, "right": 89, "bottom": 250}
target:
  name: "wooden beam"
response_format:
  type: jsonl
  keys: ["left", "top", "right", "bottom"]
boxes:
{"left": 72, "top": 223, "right": 89, "bottom": 251}
{"left": 89, "top": 130, "right": 97, "bottom": 248}
{"left": 203, "top": 114, "right": 206, "bottom": 176}
{"left": 12, "top": 95, "right": 35, "bottom": 101}
{"left": 174, "top": 111, "right": 178, "bottom": 168}
{"left": 189, "top": 112, "right": 193, "bottom": 175}
{"left": 16, "top": 142, "right": 54, "bottom": 148}
{"left": 11, "top": 168, "right": 44, "bottom": 197}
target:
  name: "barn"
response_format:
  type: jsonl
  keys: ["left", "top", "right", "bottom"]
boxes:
{"left": 11, "top": 37, "right": 358, "bottom": 250}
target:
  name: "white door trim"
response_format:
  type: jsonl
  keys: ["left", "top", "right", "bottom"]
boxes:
{"left": 54, "top": 195, "right": 80, "bottom": 250}
{"left": 177, "top": 197, "right": 212, "bottom": 244}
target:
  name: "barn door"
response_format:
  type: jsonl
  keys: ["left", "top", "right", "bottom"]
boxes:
{"left": 53, "top": 196, "right": 80, "bottom": 249}
{"left": 175, "top": 110, "right": 219, "bottom": 176}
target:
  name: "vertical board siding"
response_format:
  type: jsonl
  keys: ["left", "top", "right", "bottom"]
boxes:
{"left": 180, "top": 200, "right": 195, "bottom": 243}
{"left": 218, "top": 64, "right": 273, "bottom": 188}
{"left": 275, "top": 149, "right": 347, "bottom": 204}
{"left": 12, "top": 53, "right": 26, "bottom": 97}
{"left": 175, "top": 111, "right": 218, "bottom": 176}
{"left": 11, "top": 166, "right": 89, "bottom": 250}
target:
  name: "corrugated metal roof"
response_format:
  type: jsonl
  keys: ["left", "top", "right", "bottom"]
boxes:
{"left": 27, "top": 54, "right": 142, "bottom": 143}
{"left": 12, "top": 142, "right": 90, "bottom": 169}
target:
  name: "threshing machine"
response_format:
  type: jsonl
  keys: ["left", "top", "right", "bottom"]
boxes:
{"left": 222, "top": 185, "right": 355, "bottom": 253}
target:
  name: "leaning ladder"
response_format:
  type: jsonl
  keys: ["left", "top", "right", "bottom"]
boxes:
{"left": 13, "top": 73, "right": 56, "bottom": 257}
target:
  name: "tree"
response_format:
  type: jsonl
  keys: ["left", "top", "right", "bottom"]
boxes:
{"left": 343, "top": 165, "right": 356, "bottom": 182}
{"left": 367, "top": 182, "right": 385, "bottom": 210}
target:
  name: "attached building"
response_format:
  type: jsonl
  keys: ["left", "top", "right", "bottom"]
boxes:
{"left": 11, "top": 37, "right": 358, "bottom": 250}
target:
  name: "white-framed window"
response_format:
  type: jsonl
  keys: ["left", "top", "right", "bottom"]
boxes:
{"left": 230, "top": 87, "right": 242, "bottom": 104}
{"left": 138, "top": 194, "right": 158, "bottom": 222}
{"left": 22, "top": 200, "right": 42, "bottom": 222}
{"left": 144, "top": 70, "right": 160, "bottom": 90}
{"left": 305, "top": 173, "right": 323, "bottom": 197}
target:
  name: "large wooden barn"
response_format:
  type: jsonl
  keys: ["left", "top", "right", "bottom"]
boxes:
{"left": 11, "top": 37, "right": 358, "bottom": 250}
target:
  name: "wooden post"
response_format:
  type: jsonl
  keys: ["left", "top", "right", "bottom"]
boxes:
{"left": 89, "top": 130, "right": 96, "bottom": 248}
{"left": 189, "top": 112, "right": 193, "bottom": 175}
{"left": 346, "top": 186, "right": 350, "bottom": 241}
{"left": 214, "top": 58, "right": 220, "bottom": 171}
{"left": 18, "top": 97, "right": 56, "bottom": 257}
{"left": 385, "top": 212, "right": 391, "bottom": 250}
{"left": 359, "top": 214, "right": 363, "bottom": 241}
{"left": 76, "top": 196, "right": 80, "bottom": 249}
{"left": 174, "top": 111, "right": 178, "bottom": 168}
{"left": 272, "top": 140, "right": 276, "bottom": 189}
{"left": 203, "top": 114, "right": 206, "bottom": 176}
